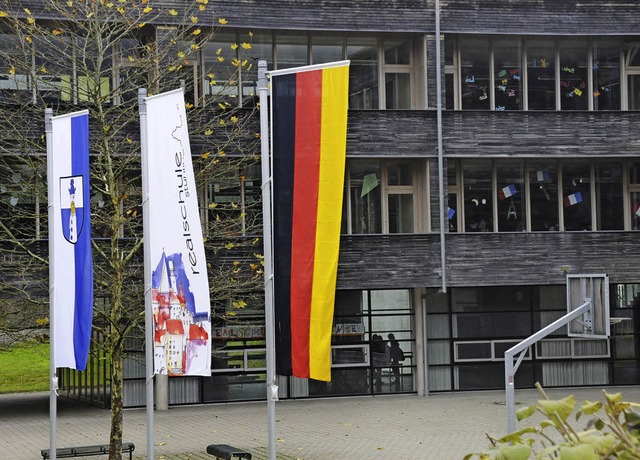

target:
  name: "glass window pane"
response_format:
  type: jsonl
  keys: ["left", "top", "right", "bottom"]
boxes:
{"left": 496, "top": 161, "right": 526, "bottom": 232}
{"left": 35, "top": 35, "right": 73, "bottom": 104}
{"left": 275, "top": 33, "right": 308, "bottom": 69}
{"left": 311, "top": 35, "right": 343, "bottom": 64}
{"left": 628, "top": 75, "right": 640, "bottom": 110}
{"left": 460, "top": 37, "right": 490, "bottom": 109}
{"left": 560, "top": 39, "right": 588, "bottom": 110}
{"left": 593, "top": 38, "right": 621, "bottom": 110}
{"left": 529, "top": 161, "right": 559, "bottom": 231}
{"left": 349, "top": 160, "right": 382, "bottom": 234}
{"left": 463, "top": 159, "right": 493, "bottom": 232}
{"left": 527, "top": 38, "right": 556, "bottom": 110}
{"left": 562, "top": 161, "right": 592, "bottom": 231}
{"left": 202, "top": 33, "right": 239, "bottom": 101}
{"left": 448, "top": 193, "right": 458, "bottom": 232}
{"left": 388, "top": 194, "right": 414, "bottom": 233}
{"left": 385, "top": 72, "right": 411, "bottom": 109}
{"left": 387, "top": 162, "right": 413, "bottom": 186}
{"left": 629, "top": 161, "right": 640, "bottom": 185}
{"left": 493, "top": 37, "right": 523, "bottom": 111}
{"left": 347, "top": 37, "right": 379, "bottom": 109}
{"left": 630, "top": 192, "right": 640, "bottom": 230}
{"left": 384, "top": 39, "right": 411, "bottom": 65}
{"left": 595, "top": 162, "right": 623, "bottom": 230}
{"left": 0, "top": 33, "right": 30, "bottom": 102}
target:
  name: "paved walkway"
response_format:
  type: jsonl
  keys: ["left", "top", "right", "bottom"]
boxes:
{"left": 2, "top": 386, "right": 639, "bottom": 459}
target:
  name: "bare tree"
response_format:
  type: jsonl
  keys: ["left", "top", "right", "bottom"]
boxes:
{"left": 0, "top": 1, "right": 262, "bottom": 458}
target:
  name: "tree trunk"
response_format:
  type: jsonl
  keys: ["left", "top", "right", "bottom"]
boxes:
{"left": 109, "top": 343, "right": 123, "bottom": 460}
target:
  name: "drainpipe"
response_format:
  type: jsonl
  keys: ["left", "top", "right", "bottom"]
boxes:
{"left": 435, "top": 0, "right": 446, "bottom": 292}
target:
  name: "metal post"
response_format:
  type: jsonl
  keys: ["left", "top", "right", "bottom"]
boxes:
{"left": 504, "top": 299, "right": 591, "bottom": 433}
{"left": 422, "top": 299, "right": 429, "bottom": 397}
{"left": 45, "top": 107, "right": 57, "bottom": 460}
{"left": 138, "top": 87, "right": 155, "bottom": 460}
{"left": 258, "top": 60, "right": 277, "bottom": 460}
{"left": 435, "top": 0, "right": 447, "bottom": 293}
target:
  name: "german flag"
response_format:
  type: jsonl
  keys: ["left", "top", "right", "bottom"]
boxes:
{"left": 271, "top": 61, "right": 349, "bottom": 382}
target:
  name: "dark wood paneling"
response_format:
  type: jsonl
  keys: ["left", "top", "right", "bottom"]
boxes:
{"left": 346, "top": 111, "right": 640, "bottom": 159}
{"left": 441, "top": 0, "right": 640, "bottom": 35}
{"left": 442, "top": 111, "right": 640, "bottom": 158}
{"left": 336, "top": 232, "right": 640, "bottom": 290}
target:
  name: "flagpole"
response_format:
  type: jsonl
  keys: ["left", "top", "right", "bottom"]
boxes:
{"left": 138, "top": 88, "right": 155, "bottom": 460}
{"left": 45, "top": 107, "right": 58, "bottom": 460}
{"left": 258, "top": 59, "right": 277, "bottom": 460}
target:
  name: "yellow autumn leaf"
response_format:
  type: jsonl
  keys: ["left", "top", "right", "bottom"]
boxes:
{"left": 208, "top": 202, "right": 218, "bottom": 209}
{"left": 192, "top": 29, "right": 201, "bottom": 36}
{"left": 203, "top": 129, "right": 213, "bottom": 135}
{"left": 250, "top": 263, "right": 258, "bottom": 270}
{"left": 199, "top": 5, "right": 206, "bottom": 11}
{"left": 66, "top": 1, "right": 72, "bottom": 6}
{"left": 232, "top": 58, "right": 240, "bottom": 67}
{"left": 225, "top": 242, "right": 235, "bottom": 249}
{"left": 143, "top": 7, "right": 152, "bottom": 13}
{"left": 117, "top": 7, "right": 124, "bottom": 14}
{"left": 52, "top": 29, "right": 63, "bottom": 35}
{"left": 249, "top": 31, "right": 254, "bottom": 37}
{"left": 105, "top": 2, "right": 113, "bottom": 7}
{"left": 230, "top": 116, "right": 239, "bottom": 123}
{"left": 185, "top": 102, "right": 194, "bottom": 109}
{"left": 241, "top": 59, "right": 248, "bottom": 67}
{"left": 218, "top": 18, "right": 228, "bottom": 25}
{"left": 0, "top": 11, "right": 8, "bottom": 17}
{"left": 217, "top": 56, "right": 224, "bottom": 62}
{"left": 218, "top": 150, "right": 226, "bottom": 157}
{"left": 128, "top": 55, "right": 135, "bottom": 62}
{"left": 226, "top": 311, "right": 236, "bottom": 317}
{"left": 201, "top": 151, "right": 211, "bottom": 159}
{"left": 207, "top": 72, "right": 215, "bottom": 79}
{"left": 177, "top": 51, "right": 186, "bottom": 58}
{"left": 168, "top": 66, "right": 176, "bottom": 72}
{"left": 231, "top": 43, "right": 238, "bottom": 50}
{"left": 191, "top": 43, "right": 200, "bottom": 50}
{"left": 25, "top": 36, "right": 32, "bottom": 43}
{"left": 27, "top": 17, "right": 35, "bottom": 24}
{"left": 190, "top": 16, "right": 198, "bottom": 23}
{"left": 241, "top": 42, "right": 251, "bottom": 49}
{"left": 8, "top": 66, "right": 15, "bottom": 75}
{"left": 218, "top": 119, "right": 226, "bottom": 125}
{"left": 168, "top": 9, "right": 178, "bottom": 16}
{"left": 209, "top": 80, "right": 217, "bottom": 85}
{"left": 39, "top": 66, "right": 47, "bottom": 73}
{"left": 24, "top": 8, "right": 31, "bottom": 15}
{"left": 233, "top": 261, "right": 240, "bottom": 266}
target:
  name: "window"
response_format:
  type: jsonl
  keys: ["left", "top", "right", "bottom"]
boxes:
{"left": 593, "top": 39, "right": 621, "bottom": 110}
{"left": 493, "top": 37, "right": 523, "bottom": 111}
{"left": 275, "top": 33, "right": 308, "bottom": 70}
{"left": 347, "top": 37, "right": 379, "bottom": 109}
{"left": 595, "top": 162, "right": 624, "bottom": 230}
{"left": 383, "top": 39, "right": 413, "bottom": 109}
{"left": 202, "top": 33, "right": 240, "bottom": 102}
{"left": 311, "top": 34, "right": 344, "bottom": 64}
{"left": 462, "top": 159, "right": 493, "bottom": 232}
{"left": 528, "top": 161, "right": 559, "bottom": 231}
{"left": 527, "top": 38, "right": 556, "bottom": 110}
{"left": 562, "top": 160, "right": 592, "bottom": 231}
{"left": 559, "top": 39, "right": 588, "bottom": 110}
{"left": 344, "top": 159, "right": 423, "bottom": 234}
{"left": 496, "top": 161, "right": 526, "bottom": 231}
{"left": 459, "top": 37, "right": 490, "bottom": 110}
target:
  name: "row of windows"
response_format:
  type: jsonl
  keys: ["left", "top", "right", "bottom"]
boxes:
{"left": 446, "top": 35, "right": 640, "bottom": 111}
{"left": 5, "top": 27, "right": 640, "bottom": 112}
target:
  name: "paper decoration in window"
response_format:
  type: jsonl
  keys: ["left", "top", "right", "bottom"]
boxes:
{"left": 562, "top": 66, "right": 575, "bottom": 74}
{"left": 464, "top": 75, "right": 475, "bottom": 83}
{"left": 512, "top": 74, "right": 521, "bottom": 81}
{"left": 498, "top": 69, "right": 508, "bottom": 78}
{"left": 9, "top": 196, "right": 19, "bottom": 206}
{"left": 498, "top": 184, "right": 517, "bottom": 200}
{"left": 498, "top": 85, "right": 507, "bottom": 92}
{"left": 633, "top": 203, "right": 640, "bottom": 217}
{"left": 448, "top": 207, "right": 455, "bottom": 220}
{"left": 574, "top": 88, "right": 583, "bottom": 97}
{"left": 360, "top": 173, "right": 379, "bottom": 198}
{"left": 536, "top": 170, "right": 550, "bottom": 182}
{"left": 496, "top": 106, "right": 505, "bottom": 111}
{"left": 479, "top": 93, "right": 488, "bottom": 101}
{"left": 564, "top": 192, "right": 583, "bottom": 207}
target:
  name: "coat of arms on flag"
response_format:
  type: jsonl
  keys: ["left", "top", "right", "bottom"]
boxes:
{"left": 60, "top": 176, "right": 85, "bottom": 244}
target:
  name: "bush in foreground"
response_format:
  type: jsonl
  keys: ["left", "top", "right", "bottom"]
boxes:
{"left": 465, "top": 383, "right": 640, "bottom": 460}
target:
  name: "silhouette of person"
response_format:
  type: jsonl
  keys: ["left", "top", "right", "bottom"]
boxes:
{"left": 387, "top": 333, "right": 404, "bottom": 391}
{"left": 371, "top": 334, "right": 385, "bottom": 392}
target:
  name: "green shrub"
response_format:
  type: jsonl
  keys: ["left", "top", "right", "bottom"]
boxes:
{"left": 465, "top": 383, "right": 640, "bottom": 460}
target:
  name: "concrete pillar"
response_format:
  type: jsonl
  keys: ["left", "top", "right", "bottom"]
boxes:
{"left": 155, "top": 374, "right": 169, "bottom": 410}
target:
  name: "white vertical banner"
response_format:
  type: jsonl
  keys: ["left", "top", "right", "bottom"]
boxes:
{"left": 142, "top": 88, "right": 211, "bottom": 376}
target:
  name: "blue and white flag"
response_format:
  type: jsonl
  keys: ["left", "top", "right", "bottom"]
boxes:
{"left": 48, "top": 110, "right": 93, "bottom": 370}
{"left": 498, "top": 184, "right": 517, "bottom": 200}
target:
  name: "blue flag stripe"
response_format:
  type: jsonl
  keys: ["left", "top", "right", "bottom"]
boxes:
{"left": 70, "top": 114, "right": 93, "bottom": 370}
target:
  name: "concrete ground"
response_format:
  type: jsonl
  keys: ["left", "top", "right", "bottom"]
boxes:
{"left": 2, "top": 386, "right": 639, "bottom": 459}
